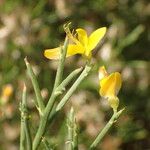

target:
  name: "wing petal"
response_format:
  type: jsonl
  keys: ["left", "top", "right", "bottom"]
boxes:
{"left": 44, "top": 44, "right": 84, "bottom": 60}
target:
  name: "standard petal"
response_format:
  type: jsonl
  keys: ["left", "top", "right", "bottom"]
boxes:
{"left": 88, "top": 27, "right": 106, "bottom": 51}
{"left": 76, "top": 28, "right": 88, "bottom": 46}
{"left": 99, "top": 72, "right": 122, "bottom": 98}
{"left": 44, "top": 44, "right": 84, "bottom": 60}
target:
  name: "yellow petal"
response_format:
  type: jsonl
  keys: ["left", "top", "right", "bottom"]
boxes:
{"left": 88, "top": 27, "right": 106, "bottom": 51}
{"left": 67, "top": 44, "right": 84, "bottom": 56}
{"left": 44, "top": 44, "right": 84, "bottom": 60}
{"left": 44, "top": 47, "right": 60, "bottom": 60}
{"left": 99, "top": 72, "right": 122, "bottom": 98}
{"left": 76, "top": 28, "right": 88, "bottom": 46}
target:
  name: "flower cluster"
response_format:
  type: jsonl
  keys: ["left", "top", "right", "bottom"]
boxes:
{"left": 44, "top": 25, "right": 122, "bottom": 111}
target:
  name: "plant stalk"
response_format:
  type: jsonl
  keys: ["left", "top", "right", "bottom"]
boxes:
{"left": 20, "top": 84, "right": 32, "bottom": 150}
{"left": 20, "top": 85, "right": 26, "bottom": 150}
{"left": 53, "top": 37, "right": 69, "bottom": 90}
{"left": 33, "top": 37, "right": 68, "bottom": 150}
{"left": 67, "top": 107, "right": 78, "bottom": 150}
{"left": 66, "top": 107, "right": 74, "bottom": 150}
{"left": 90, "top": 109, "right": 124, "bottom": 150}
{"left": 33, "top": 63, "right": 92, "bottom": 150}
{"left": 56, "top": 64, "right": 92, "bottom": 112}
{"left": 25, "top": 58, "right": 45, "bottom": 115}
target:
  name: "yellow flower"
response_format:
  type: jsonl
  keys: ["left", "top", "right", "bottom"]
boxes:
{"left": 2, "top": 84, "right": 13, "bottom": 98}
{"left": 99, "top": 66, "right": 122, "bottom": 111}
{"left": 44, "top": 26, "right": 106, "bottom": 59}
{"left": 1, "top": 84, "right": 13, "bottom": 104}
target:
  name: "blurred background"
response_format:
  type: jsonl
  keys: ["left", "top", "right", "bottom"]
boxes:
{"left": 0, "top": 0, "right": 150, "bottom": 150}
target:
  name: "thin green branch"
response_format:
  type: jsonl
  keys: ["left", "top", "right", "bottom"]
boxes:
{"left": 20, "top": 85, "right": 26, "bottom": 150}
{"left": 24, "top": 58, "right": 45, "bottom": 115}
{"left": 48, "top": 64, "right": 92, "bottom": 123}
{"left": 33, "top": 58, "right": 92, "bottom": 150}
{"left": 90, "top": 108, "right": 124, "bottom": 150}
{"left": 20, "top": 84, "right": 32, "bottom": 150}
{"left": 20, "top": 118, "right": 26, "bottom": 150}
{"left": 47, "top": 67, "right": 83, "bottom": 122}
{"left": 24, "top": 118, "right": 32, "bottom": 150}
{"left": 53, "top": 37, "right": 69, "bottom": 90}
{"left": 73, "top": 118, "right": 78, "bottom": 150}
{"left": 55, "top": 67, "right": 83, "bottom": 95}
{"left": 33, "top": 37, "right": 68, "bottom": 150}
{"left": 66, "top": 107, "right": 74, "bottom": 150}
{"left": 66, "top": 107, "right": 78, "bottom": 150}
{"left": 56, "top": 64, "right": 92, "bottom": 112}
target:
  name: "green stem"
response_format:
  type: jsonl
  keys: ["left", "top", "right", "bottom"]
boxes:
{"left": 53, "top": 37, "right": 69, "bottom": 90}
{"left": 56, "top": 64, "right": 92, "bottom": 112}
{"left": 33, "top": 63, "right": 92, "bottom": 150}
{"left": 20, "top": 84, "right": 32, "bottom": 150}
{"left": 48, "top": 64, "right": 92, "bottom": 123}
{"left": 33, "top": 93, "right": 57, "bottom": 150}
{"left": 66, "top": 107, "right": 78, "bottom": 150}
{"left": 55, "top": 67, "right": 83, "bottom": 95}
{"left": 20, "top": 85, "right": 26, "bottom": 150}
{"left": 90, "top": 109, "right": 124, "bottom": 150}
{"left": 20, "top": 119, "right": 26, "bottom": 150}
{"left": 66, "top": 107, "right": 74, "bottom": 150}
{"left": 33, "top": 37, "right": 68, "bottom": 150}
{"left": 24, "top": 58, "right": 45, "bottom": 114}
{"left": 47, "top": 64, "right": 82, "bottom": 122}
{"left": 73, "top": 118, "right": 78, "bottom": 150}
{"left": 24, "top": 118, "right": 32, "bottom": 150}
